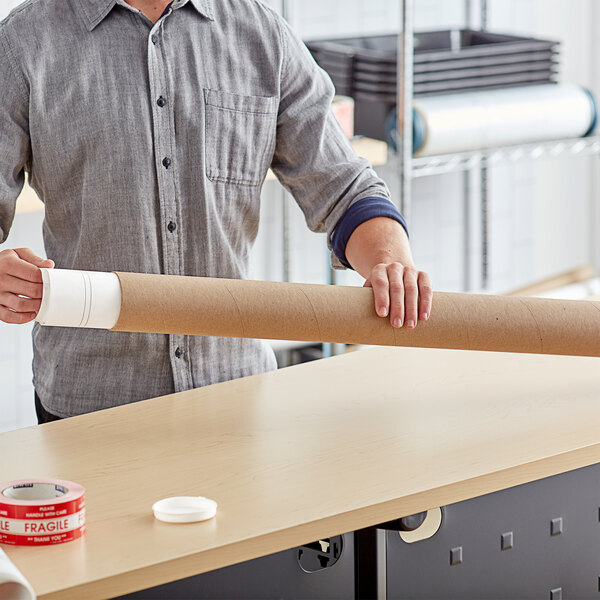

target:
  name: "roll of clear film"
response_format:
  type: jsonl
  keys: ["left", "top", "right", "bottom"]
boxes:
{"left": 413, "top": 83, "right": 597, "bottom": 157}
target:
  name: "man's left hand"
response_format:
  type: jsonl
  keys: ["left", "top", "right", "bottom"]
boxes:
{"left": 364, "top": 262, "right": 432, "bottom": 329}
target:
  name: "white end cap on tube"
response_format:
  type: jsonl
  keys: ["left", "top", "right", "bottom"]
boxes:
{"left": 36, "top": 269, "right": 122, "bottom": 329}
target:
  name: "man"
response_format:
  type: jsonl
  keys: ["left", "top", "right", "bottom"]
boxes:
{"left": 0, "top": 0, "right": 432, "bottom": 422}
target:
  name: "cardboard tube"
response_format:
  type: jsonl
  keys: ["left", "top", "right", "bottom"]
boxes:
{"left": 111, "top": 272, "right": 600, "bottom": 357}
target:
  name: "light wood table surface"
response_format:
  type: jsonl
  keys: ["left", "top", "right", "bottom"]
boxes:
{"left": 14, "top": 138, "right": 389, "bottom": 216}
{"left": 2, "top": 346, "right": 600, "bottom": 599}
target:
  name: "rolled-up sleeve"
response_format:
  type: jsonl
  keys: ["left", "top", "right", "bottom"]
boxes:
{"left": 0, "top": 25, "right": 31, "bottom": 244}
{"left": 270, "top": 17, "right": 391, "bottom": 266}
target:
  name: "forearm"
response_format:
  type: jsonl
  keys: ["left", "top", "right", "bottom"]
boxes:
{"left": 344, "top": 216, "right": 431, "bottom": 328}
{"left": 345, "top": 217, "right": 414, "bottom": 278}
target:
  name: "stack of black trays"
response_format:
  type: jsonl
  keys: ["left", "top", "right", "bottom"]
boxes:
{"left": 306, "top": 29, "right": 560, "bottom": 141}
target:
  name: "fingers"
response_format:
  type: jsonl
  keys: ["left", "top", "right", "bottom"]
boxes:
{"left": 0, "top": 248, "right": 53, "bottom": 325}
{"left": 418, "top": 271, "right": 433, "bottom": 321}
{"left": 0, "top": 274, "right": 43, "bottom": 299}
{"left": 368, "top": 262, "right": 432, "bottom": 329}
{"left": 13, "top": 248, "right": 55, "bottom": 270}
{"left": 0, "top": 305, "right": 37, "bottom": 324}
{"left": 388, "top": 263, "right": 405, "bottom": 328}
{"left": 369, "top": 264, "right": 390, "bottom": 318}
{"left": 403, "top": 267, "right": 419, "bottom": 329}
{"left": 4, "top": 249, "right": 51, "bottom": 284}
{"left": 0, "top": 292, "right": 41, "bottom": 314}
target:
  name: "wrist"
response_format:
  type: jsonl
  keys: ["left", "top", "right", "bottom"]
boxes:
{"left": 371, "top": 254, "right": 415, "bottom": 269}
{"left": 345, "top": 217, "right": 414, "bottom": 277}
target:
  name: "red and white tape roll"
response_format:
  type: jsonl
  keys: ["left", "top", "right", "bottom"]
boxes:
{"left": 0, "top": 479, "right": 85, "bottom": 546}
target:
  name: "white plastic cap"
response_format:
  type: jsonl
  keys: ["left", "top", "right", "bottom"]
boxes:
{"left": 152, "top": 496, "right": 218, "bottom": 523}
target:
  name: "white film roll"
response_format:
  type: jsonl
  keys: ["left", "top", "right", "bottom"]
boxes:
{"left": 413, "top": 83, "right": 597, "bottom": 157}
{"left": 36, "top": 269, "right": 122, "bottom": 329}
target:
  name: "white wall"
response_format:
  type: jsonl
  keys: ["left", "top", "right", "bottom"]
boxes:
{"left": 489, "top": 0, "right": 595, "bottom": 285}
{"left": 1, "top": 0, "right": 599, "bottom": 431}
{"left": 1, "top": 0, "right": 24, "bottom": 17}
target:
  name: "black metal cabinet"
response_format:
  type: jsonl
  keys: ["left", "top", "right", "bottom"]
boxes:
{"left": 385, "top": 463, "right": 600, "bottom": 599}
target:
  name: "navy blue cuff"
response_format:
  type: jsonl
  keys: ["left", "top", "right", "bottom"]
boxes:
{"left": 331, "top": 197, "right": 409, "bottom": 269}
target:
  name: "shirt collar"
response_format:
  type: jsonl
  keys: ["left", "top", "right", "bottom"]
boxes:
{"left": 78, "top": 0, "right": 214, "bottom": 31}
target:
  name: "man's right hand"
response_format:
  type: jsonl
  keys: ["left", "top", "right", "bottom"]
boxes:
{"left": 0, "top": 248, "right": 54, "bottom": 324}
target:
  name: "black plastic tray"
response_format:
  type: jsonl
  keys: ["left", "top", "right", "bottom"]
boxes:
{"left": 327, "top": 64, "right": 557, "bottom": 99}
{"left": 414, "top": 50, "right": 558, "bottom": 73}
{"left": 353, "top": 60, "right": 556, "bottom": 85}
{"left": 353, "top": 72, "right": 556, "bottom": 103}
{"left": 307, "top": 30, "right": 559, "bottom": 67}
{"left": 353, "top": 52, "right": 558, "bottom": 76}
{"left": 315, "top": 50, "right": 558, "bottom": 79}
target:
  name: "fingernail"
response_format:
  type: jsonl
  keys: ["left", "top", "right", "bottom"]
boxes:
{"left": 421, "top": 313, "right": 429, "bottom": 321}
{"left": 378, "top": 307, "right": 388, "bottom": 317}
{"left": 406, "top": 320, "right": 415, "bottom": 329}
{"left": 393, "top": 318, "right": 402, "bottom": 328}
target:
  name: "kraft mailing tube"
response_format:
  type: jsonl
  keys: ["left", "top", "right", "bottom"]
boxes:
{"left": 36, "top": 269, "right": 600, "bottom": 358}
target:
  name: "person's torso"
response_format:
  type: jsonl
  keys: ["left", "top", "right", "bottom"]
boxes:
{"left": 3, "top": 0, "right": 284, "bottom": 414}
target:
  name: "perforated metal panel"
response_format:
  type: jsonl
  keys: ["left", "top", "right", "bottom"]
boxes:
{"left": 385, "top": 463, "right": 600, "bottom": 599}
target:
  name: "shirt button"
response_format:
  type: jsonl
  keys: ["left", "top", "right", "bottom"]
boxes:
{"left": 151, "top": 34, "right": 158, "bottom": 45}
{"left": 157, "top": 96, "right": 166, "bottom": 108}
{"left": 162, "top": 157, "right": 171, "bottom": 169}
{"left": 167, "top": 221, "right": 177, "bottom": 233}
{"left": 175, "top": 347, "right": 183, "bottom": 359}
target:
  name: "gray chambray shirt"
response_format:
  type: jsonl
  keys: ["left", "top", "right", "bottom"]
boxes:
{"left": 0, "top": 0, "right": 391, "bottom": 417}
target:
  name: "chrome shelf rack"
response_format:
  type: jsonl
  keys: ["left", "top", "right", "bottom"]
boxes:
{"left": 396, "top": 0, "right": 600, "bottom": 290}
{"left": 412, "top": 135, "right": 600, "bottom": 178}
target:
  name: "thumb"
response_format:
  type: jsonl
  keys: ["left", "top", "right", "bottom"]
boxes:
{"left": 14, "top": 248, "right": 55, "bottom": 268}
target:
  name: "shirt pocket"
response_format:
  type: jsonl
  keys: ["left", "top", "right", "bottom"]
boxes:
{"left": 204, "top": 89, "right": 278, "bottom": 187}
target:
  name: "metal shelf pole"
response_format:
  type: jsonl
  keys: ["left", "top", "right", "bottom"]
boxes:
{"left": 281, "top": 0, "right": 293, "bottom": 285}
{"left": 398, "top": 0, "right": 414, "bottom": 222}
{"left": 481, "top": 0, "right": 488, "bottom": 29}
{"left": 465, "top": 0, "right": 474, "bottom": 26}
{"left": 480, "top": 0, "right": 489, "bottom": 290}
{"left": 480, "top": 159, "right": 489, "bottom": 289}
{"left": 463, "top": 170, "right": 472, "bottom": 291}
{"left": 463, "top": 0, "right": 474, "bottom": 291}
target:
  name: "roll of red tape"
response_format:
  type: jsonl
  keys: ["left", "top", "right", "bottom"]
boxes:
{"left": 0, "top": 479, "right": 85, "bottom": 546}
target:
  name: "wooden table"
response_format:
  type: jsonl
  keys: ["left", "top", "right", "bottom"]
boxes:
{"left": 2, "top": 346, "right": 600, "bottom": 599}
{"left": 14, "top": 138, "right": 389, "bottom": 216}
